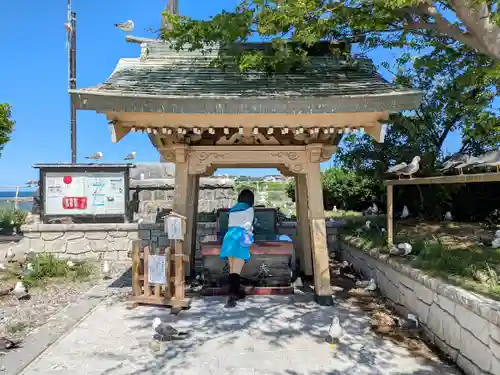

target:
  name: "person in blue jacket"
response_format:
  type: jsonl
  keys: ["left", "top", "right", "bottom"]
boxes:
{"left": 219, "top": 189, "right": 255, "bottom": 308}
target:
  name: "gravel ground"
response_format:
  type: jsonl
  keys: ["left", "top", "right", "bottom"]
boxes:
{"left": 328, "top": 257, "right": 454, "bottom": 365}
{"left": 0, "top": 261, "right": 131, "bottom": 343}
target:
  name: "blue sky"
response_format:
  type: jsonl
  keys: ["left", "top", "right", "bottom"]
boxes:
{"left": 0, "top": 0, "right": 464, "bottom": 186}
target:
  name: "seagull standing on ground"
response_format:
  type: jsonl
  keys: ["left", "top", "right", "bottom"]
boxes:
{"left": 152, "top": 317, "right": 188, "bottom": 341}
{"left": 85, "top": 152, "right": 103, "bottom": 160}
{"left": 395, "top": 156, "right": 421, "bottom": 179}
{"left": 124, "top": 151, "right": 136, "bottom": 161}
{"left": 115, "top": 20, "right": 135, "bottom": 32}
{"left": 401, "top": 205, "right": 410, "bottom": 219}
{"left": 327, "top": 316, "right": 343, "bottom": 347}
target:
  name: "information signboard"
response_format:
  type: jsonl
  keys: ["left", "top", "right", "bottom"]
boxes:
{"left": 44, "top": 172, "right": 126, "bottom": 216}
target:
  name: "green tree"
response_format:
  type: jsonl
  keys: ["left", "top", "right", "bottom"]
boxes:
{"left": 162, "top": 0, "right": 500, "bottom": 70}
{"left": 336, "top": 45, "right": 499, "bottom": 178}
{"left": 0, "top": 104, "right": 15, "bottom": 158}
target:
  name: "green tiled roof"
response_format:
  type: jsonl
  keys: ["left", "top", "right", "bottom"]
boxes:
{"left": 71, "top": 42, "right": 422, "bottom": 114}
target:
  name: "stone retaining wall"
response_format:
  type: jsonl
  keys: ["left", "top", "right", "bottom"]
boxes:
{"left": 340, "top": 242, "right": 500, "bottom": 375}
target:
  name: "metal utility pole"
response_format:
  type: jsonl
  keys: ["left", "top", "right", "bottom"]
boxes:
{"left": 67, "top": 0, "right": 77, "bottom": 164}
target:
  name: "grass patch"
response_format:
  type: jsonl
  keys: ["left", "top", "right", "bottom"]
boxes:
{"left": 0, "top": 207, "right": 27, "bottom": 233}
{"left": 17, "top": 253, "right": 94, "bottom": 288}
{"left": 342, "top": 221, "right": 500, "bottom": 301}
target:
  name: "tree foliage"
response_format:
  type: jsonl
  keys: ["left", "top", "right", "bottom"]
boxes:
{"left": 162, "top": 0, "right": 500, "bottom": 73}
{"left": 286, "top": 169, "right": 382, "bottom": 211}
{"left": 0, "top": 104, "right": 15, "bottom": 158}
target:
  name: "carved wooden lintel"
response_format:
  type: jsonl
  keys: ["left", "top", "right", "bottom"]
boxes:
{"left": 108, "top": 120, "right": 130, "bottom": 143}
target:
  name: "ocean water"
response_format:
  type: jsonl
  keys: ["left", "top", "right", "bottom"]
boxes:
{"left": 0, "top": 191, "right": 35, "bottom": 212}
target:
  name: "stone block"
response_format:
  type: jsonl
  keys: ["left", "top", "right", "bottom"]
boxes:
{"left": 457, "top": 353, "right": 484, "bottom": 375}
{"left": 108, "top": 231, "right": 128, "bottom": 238}
{"left": 87, "top": 240, "right": 111, "bottom": 253}
{"left": 491, "top": 323, "right": 500, "bottom": 345}
{"left": 66, "top": 239, "right": 92, "bottom": 255}
{"left": 215, "top": 189, "right": 230, "bottom": 199}
{"left": 456, "top": 304, "right": 489, "bottom": 345}
{"left": 139, "top": 190, "right": 153, "bottom": 201}
{"left": 66, "top": 232, "right": 85, "bottom": 241}
{"left": 435, "top": 293, "right": 456, "bottom": 315}
{"left": 490, "top": 336, "right": 500, "bottom": 360}
{"left": 23, "top": 231, "right": 41, "bottom": 239}
{"left": 491, "top": 353, "right": 500, "bottom": 375}
{"left": 110, "top": 238, "right": 133, "bottom": 251}
{"left": 399, "top": 283, "right": 418, "bottom": 312}
{"left": 44, "top": 240, "right": 68, "bottom": 253}
{"left": 427, "top": 303, "right": 445, "bottom": 340}
{"left": 41, "top": 232, "right": 64, "bottom": 241}
{"left": 85, "top": 231, "right": 108, "bottom": 240}
{"left": 415, "top": 298, "right": 432, "bottom": 325}
{"left": 413, "top": 281, "right": 435, "bottom": 305}
{"left": 139, "top": 230, "right": 151, "bottom": 240}
{"left": 460, "top": 328, "right": 491, "bottom": 372}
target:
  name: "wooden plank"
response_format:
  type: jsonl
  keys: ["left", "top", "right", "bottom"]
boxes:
{"left": 131, "top": 241, "right": 141, "bottom": 297}
{"left": 387, "top": 185, "right": 394, "bottom": 246}
{"left": 129, "top": 295, "right": 191, "bottom": 308}
{"left": 385, "top": 172, "right": 500, "bottom": 186}
{"left": 165, "top": 247, "right": 172, "bottom": 299}
{"left": 153, "top": 247, "right": 162, "bottom": 298}
{"left": 143, "top": 246, "right": 151, "bottom": 297}
{"left": 174, "top": 240, "right": 185, "bottom": 304}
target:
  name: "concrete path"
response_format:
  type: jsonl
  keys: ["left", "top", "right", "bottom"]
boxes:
{"left": 16, "top": 292, "right": 461, "bottom": 375}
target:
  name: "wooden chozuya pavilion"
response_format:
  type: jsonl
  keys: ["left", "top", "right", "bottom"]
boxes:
{"left": 69, "top": 39, "right": 421, "bottom": 305}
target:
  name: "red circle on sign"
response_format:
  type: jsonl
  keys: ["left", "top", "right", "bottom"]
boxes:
{"left": 63, "top": 176, "right": 72, "bottom": 184}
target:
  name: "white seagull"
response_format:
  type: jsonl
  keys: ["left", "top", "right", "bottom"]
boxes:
{"left": 85, "top": 152, "right": 103, "bottom": 160}
{"left": 124, "top": 151, "right": 136, "bottom": 160}
{"left": 115, "top": 20, "right": 135, "bottom": 32}
{"left": 327, "top": 316, "right": 343, "bottom": 347}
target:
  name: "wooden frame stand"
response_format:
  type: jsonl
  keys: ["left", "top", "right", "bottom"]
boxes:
{"left": 128, "top": 240, "right": 191, "bottom": 313}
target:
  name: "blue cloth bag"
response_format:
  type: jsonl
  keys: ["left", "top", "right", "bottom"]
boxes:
{"left": 219, "top": 203, "right": 254, "bottom": 262}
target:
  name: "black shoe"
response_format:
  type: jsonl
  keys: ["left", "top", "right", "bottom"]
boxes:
{"left": 225, "top": 295, "right": 237, "bottom": 308}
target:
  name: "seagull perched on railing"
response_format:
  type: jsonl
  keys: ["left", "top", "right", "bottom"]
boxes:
{"left": 115, "top": 20, "right": 134, "bottom": 32}
{"left": 85, "top": 152, "right": 103, "bottom": 160}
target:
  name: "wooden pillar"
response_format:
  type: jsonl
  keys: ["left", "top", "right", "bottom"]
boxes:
{"left": 296, "top": 174, "right": 313, "bottom": 277}
{"left": 387, "top": 184, "right": 394, "bottom": 246}
{"left": 172, "top": 146, "right": 191, "bottom": 276}
{"left": 305, "top": 146, "right": 333, "bottom": 306}
{"left": 185, "top": 174, "right": 200, "bottom": 276}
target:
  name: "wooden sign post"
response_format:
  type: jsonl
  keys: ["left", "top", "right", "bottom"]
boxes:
{"left": 128, "top": 212, "right": 190, "bottom": 313}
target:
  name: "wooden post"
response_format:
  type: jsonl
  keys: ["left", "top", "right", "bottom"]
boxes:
{"left": 131, "top": 241, "right": 141, "bottom": 296}
{"left": 296, "top": 174, "right": 313, "bottom": 277}
{"left": 305, "top": 160, "right": 333, "bottom": 306}
{"left": 387, "top": 184, "right": 394, "bottom": 246}
{"left": 143, "top": 246, "right": 151, "bottom": 297}
{"left": 185, "top": 174, "right": 199, "bottom": 276}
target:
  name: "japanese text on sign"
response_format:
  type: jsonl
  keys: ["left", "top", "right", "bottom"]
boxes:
{"left": 62, "top": 197, "right": 88, "bottom": 210}
{"left": 148, "top": 255, "right": 167, "bottom": 285}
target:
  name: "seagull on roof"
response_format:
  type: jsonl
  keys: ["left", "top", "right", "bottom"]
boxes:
{"left": 85, "top": 152, "right": 103, "bottom": 160}
{"left": 124, "top": 152, "right": 136, "bottom": 161}
{"left": 115, "top": 20, "right": 134, "bottom": 32}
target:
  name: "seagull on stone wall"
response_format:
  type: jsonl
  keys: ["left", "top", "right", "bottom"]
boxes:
{"left": 124, "top": 152, "right": 136, "bottom": 160}
{"left": 115, "top": 20, "right": 135, "bottom": 32}
{"left": 85, "top": 152, "right": 103, "bottom": 160}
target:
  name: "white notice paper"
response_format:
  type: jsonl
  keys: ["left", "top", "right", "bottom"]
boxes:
{"left": 148, "top": 255, "right": 167, "bottom": 285}
{"left": 166, "top": 216, "right": 183, "bottom": 240}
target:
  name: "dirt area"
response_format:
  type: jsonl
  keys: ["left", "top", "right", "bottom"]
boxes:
{"left": 328, "top": 257, "right": 454, "bottom": 365}
{"left": 0, "top": 260, "right": 129, "bottom": 343}
{"left": 394, "top": 218, "right": 491, "bottom": 250}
